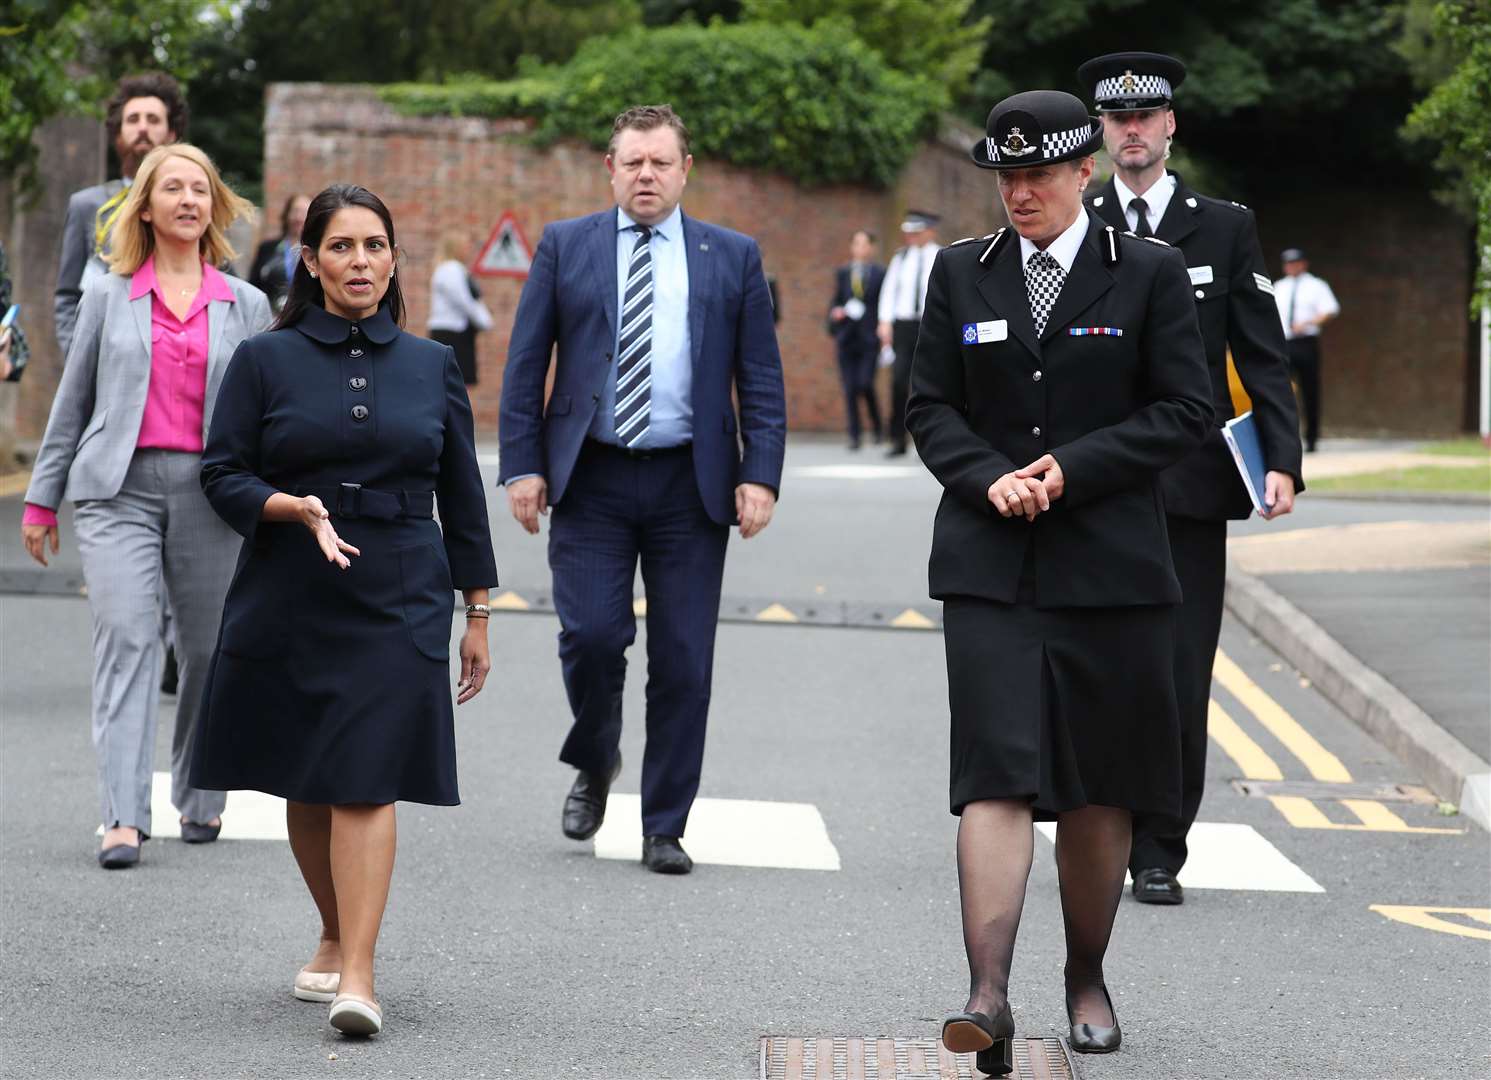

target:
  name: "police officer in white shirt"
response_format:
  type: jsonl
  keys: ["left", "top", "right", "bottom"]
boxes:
{"left": 1274, "top": 247, "right": 1339, "bottom": 452}
{"left": 877, "top": 210, "right": 941, "bottom": 456}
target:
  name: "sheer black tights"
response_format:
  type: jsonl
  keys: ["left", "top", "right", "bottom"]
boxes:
{"left": 1055, "top": 805, "right": 1132, "bottom": 1026}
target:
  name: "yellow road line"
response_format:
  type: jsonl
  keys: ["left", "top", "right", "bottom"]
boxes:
{"left": 1370, "top": 905, "right": 1491, "bottom": 941}
{"left": 1213, "top": 649, "right": 1352, "bottom": 782}
{"left": 1269, "top": 795, "right": 1464, "bottom": 834}
{"left": 1268, "top": 795, "right": 1336, "bottom": 828}
{"left": 1207, "top": 700, "right": 1284, "bottom": 780}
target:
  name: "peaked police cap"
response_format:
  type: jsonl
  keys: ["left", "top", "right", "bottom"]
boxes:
{"left": 970, "top": 90, "right": 1103, "bottom": 171}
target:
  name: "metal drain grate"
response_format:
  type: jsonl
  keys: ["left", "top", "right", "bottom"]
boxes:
{"left": 1232, "top": 779, "right": 1437, "bottom": 802}
{"left": 758, "top": 1037, "right": 1076, "bottom": 1080}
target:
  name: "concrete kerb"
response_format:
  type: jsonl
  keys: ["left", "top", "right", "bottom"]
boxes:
{"left": 1224, "top": 561, "right": 1491, "bottom": 832}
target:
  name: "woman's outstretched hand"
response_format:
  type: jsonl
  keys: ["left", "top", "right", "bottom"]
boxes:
{"left": 296, "top": 495, "right": 361, "bottom": 569}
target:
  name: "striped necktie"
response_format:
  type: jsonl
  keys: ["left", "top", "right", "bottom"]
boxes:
{"left": 615, "top": 224, "right": 653, "bottom": 446}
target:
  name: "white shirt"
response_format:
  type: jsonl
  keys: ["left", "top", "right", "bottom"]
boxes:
{"left": 878, "top": 241, "right": 941, "bottom": 322}
{"left": 1018, "top": 209, "right": 1091, "bottom": 275}
{"left": 426, "top": 260, "right": 493, "bottom": 333}
{"left": 1273, "top": 271, "right": 1340, "bottom": 339}
{"left": 1111, "top": 172, "right": 1177, "bottom": 235}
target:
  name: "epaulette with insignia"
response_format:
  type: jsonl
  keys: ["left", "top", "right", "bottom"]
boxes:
{"left": 1230, "top": 200, "right": 1249, "bottom": 210}
{"left": 1092, "top": 195, "right": 1106, "bottom": 208}
{"left": 948, "top": 232, "right": 995, "bottom": 248}
{"left": 978, "top": 227, "right": 1010, "bottom": 265}
{"left": 1141, "top": 235, "right": 1171, "bottom": 247}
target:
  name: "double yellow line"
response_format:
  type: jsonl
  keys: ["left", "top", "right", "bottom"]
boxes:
{"left": 1208, "top": 649, "right": 1462, "bottom": 834}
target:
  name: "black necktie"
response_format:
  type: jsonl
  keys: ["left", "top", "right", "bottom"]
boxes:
{"left": 615, "top": 225, "right": 653, "bottom": 446}
{"left": 1131, "top": 197, "right": 1153, "bottom": 238}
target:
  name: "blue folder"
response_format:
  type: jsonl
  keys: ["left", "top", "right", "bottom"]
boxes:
{"left": 1221, "top": 410, "right": 1270, "bottom": 515}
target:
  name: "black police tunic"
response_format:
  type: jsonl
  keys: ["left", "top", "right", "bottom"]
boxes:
{"left": 906, "top": 214, "right": 1212, "bottom": 818}
{"left": 189, "top": 304, "right": 498, "bottom": 805}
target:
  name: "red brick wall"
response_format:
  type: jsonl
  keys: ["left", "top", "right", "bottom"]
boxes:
{"left": 263, "top": 84, "right": 995, "bottom": 435}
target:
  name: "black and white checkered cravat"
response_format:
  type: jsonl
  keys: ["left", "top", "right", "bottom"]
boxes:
{"left": 615, "top": 224, "right": 653, "bottom": 446}
{"left": 1025, "top": 250, "right": 1065, "bottom": 337}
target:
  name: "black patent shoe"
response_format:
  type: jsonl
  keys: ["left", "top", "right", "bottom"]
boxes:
{"left": 942, "top": 1002, "right": 1014, "bottom": 1071}
{"left": 180, "top": 818, "right": 222, "bottom": 844}
{"left": 98, "top": 844, "right": 140, "bottom": 869}
{"left": 1066, "top": 984, "right": 1121, "bottom": 1053}
{"left": 561, "top": 752, "right": 622, "bottom": 840}
{"left": 1131, "top": 867, "right": 1184, "bottom": 905}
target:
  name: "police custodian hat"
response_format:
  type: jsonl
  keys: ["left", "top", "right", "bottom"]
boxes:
{"left": 970, "top": 90, "right": 1103, "bottom": 170}
{"left": 1077, "top": 51, "right": 1187, "bottom": 112}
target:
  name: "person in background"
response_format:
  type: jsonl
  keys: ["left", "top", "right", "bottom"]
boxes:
{"left": 827, "top": 229, "right": 885, "bottom": 449}
{"left": 249, "top": 193, "right": 311, "bottom": 314}
{"left": 427, "top": 229, "right": 493, "bottom": 385}
{"left": 21, "top": 144, "right": 270, "bottom": 870}
{"left": 190, "top": 184, "right": 497, "bottom": 1037}
{"left": 877, "top": 210, "right": 941, "bottom": 457}
{"left": 55, "top": 72, "right": 187, "bottom": 358}
{"left": 1273, "top": 248, "right": 1339, "bottom": 452}
{"left": 1, "top": 242, "right": 30, "bottom": 383}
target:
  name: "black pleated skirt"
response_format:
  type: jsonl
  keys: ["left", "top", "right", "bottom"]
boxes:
{"left": 943, "top": 564, "right": 1182, "bottom": 819}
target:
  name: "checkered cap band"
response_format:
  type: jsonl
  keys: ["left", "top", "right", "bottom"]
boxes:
{"left": 985, "top": 136, "right": 1001, "bottom": 162}
{"left": 1095, "top": 73, "right": 1172, "bottom": 102}
{"left": 1041, "top": 125, "right": 1094, "bottom": 159}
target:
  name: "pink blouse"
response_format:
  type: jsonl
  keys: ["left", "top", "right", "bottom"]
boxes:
{"left": 23, "top": 257, "right": 235, "bottom": 527}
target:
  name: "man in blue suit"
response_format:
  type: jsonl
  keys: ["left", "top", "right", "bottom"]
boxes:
{"left": 499, "top": 104, "right": 787, "bottom": 874}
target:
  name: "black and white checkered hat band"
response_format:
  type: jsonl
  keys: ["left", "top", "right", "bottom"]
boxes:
{"left": 1041, "top": 125, "right": 1093, "bottom": 159}
{"left": 1095, "top": 74, "right": 1172, "bottom": 101}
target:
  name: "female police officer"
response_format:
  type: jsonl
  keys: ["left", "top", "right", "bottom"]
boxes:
{"left": 906, "top": 90, "right": 1211, "bottom": 1071}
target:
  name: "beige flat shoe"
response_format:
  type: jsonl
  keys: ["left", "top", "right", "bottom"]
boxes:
{"left": 293, "top": 968, "right": 341, "bottom": 1003}
{"left": 328, "top": 994, "right": 382, "bottom": 1036}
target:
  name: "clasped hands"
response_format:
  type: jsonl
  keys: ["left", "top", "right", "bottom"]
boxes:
{"left": 989, "top": 454, "right": 1064, "bottom": 521}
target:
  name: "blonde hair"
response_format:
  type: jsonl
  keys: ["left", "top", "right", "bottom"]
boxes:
{"left": 104, "top": 144, "right": 254, "bottom": 275}
{"left": 436, "top": 229, "right": 470, "bottom": 264}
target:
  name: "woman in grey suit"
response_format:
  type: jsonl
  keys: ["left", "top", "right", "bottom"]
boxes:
{"left": 21, "top": 144, "right": 271, "bottom": 869}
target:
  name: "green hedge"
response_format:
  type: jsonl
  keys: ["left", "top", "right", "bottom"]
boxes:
{"left": 380, "top": 21, "right": 945, "bottom": 187}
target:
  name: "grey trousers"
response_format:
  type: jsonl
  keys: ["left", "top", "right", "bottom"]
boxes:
{"left": 73, "top": 450, "right": 239, "bottom": 835}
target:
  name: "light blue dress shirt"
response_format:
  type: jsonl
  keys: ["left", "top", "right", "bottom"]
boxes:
{"left": 588, "top": 205, "right": 693, "bottom": 448}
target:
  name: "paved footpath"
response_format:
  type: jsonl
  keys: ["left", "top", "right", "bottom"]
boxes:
{"left": 1, "top": 440, "right": 1487, "bottom": 1080}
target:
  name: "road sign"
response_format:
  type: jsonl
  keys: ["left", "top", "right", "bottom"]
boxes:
{"left": 473, "top": 211, "right": 533, "bottom": 278}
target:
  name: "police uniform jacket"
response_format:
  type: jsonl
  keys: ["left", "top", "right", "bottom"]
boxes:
{"left": 906, "top": 211, "right": 1213, "bottom": 608}
{"left": 1088, "top": 174, "right": 1303, "bottom": 520}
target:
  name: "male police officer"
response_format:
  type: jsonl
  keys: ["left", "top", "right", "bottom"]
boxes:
{"left": 1077, "top": 52, "right": 1304, "bottom": 905}
{"left": 877, "top": 211, "right": 941, "bottom": 456}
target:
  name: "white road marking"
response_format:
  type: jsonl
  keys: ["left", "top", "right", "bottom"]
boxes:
{"left": 104, "top": 772, "right": 289, "bottom": 840}
{"left": 1035, "top": 821, "right": 1324, "bottom": 893}
{"left": 593, "top": 794, "right": 841, "bottom": 871}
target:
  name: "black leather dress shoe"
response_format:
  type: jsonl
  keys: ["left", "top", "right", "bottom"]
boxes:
{"left": 561, "top": 753, "right": 622, "bottom": 840}
{"left": 98, "top": 844, "right": 140, "bottom": 869}
{"left": 641, "top": 836, "right": 693, "bottom": 875}
{"left": 180, "top": 819, "right": 222, "bottom": 844}
{"left": 1066, "top": 985, "right": 1121, "bottom": 1054}
{"left": 942, "top": 1003, "right": 1014, "bottom": 1075}
{"left": 1132, "top": 867, "right": 1184, "bottom": 905}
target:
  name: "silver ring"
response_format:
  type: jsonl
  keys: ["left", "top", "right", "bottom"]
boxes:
{"left": 1006, "top": 491, "right": 1021, "bottom": 502}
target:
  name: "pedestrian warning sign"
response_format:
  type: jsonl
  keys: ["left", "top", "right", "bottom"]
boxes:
{"left": 473, "top": 211, "right": 533, "bottom": 278}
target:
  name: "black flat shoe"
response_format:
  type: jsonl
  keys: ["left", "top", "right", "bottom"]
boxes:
{"left": 98, "top": 844, "right": 140, "bottom": 869}
{"left": 561, "top": 752, "right": 622, "bottom": 841}
{"left": 1131, "top": 867, "right": 1184, "bottom": 905}
{"left": 942, "top": 1002, "right": 1014, "bottom": 1070}
{"left": 641, "top": 835, "right": 693, "bottom": 875}
{"left": 180, "top": 819, "right": 222, "bottom": 844}
{"left": 1066, "top": 984, "right": 1121, "bottom": 1053}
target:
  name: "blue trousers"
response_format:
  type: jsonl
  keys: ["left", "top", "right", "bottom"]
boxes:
{"left": 548, "top": 440, "right": 730, "bottom": 837}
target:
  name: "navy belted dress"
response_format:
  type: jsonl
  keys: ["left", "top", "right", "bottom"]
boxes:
{"left": 190, "top": 303, "right": 498, "bottom": 805}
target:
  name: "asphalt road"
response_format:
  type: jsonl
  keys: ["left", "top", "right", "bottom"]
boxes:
{"left": 2, "top": 439, "right": 1487, "bottom": 1080}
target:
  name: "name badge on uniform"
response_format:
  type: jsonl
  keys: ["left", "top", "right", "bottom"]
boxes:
{"left": 962, "top": 320, "right": 1007, "bottom": 345}
{"left": 1188, "top": 265, "right": 1214, "bottom": 285}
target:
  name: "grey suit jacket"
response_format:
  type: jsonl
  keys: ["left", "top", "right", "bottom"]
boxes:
{"left": 26, "top": 269, "right": 272, "bottom": 511}
{"left": 54, "top": 180, "right": 128, "bottom": 358}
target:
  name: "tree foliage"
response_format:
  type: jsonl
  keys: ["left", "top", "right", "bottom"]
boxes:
{"left": 1402, "top": 1, "right": 1491, "bottom": 307}
{"left": 385, "top": 21, "right": 943, "bottom": 188}
{"left": 739, "top": 0, "right": 989, "bottom": 97}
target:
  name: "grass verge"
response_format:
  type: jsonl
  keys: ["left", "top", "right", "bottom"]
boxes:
{"left": 1310, "top": 463, "right": 1491, "bottom": 496}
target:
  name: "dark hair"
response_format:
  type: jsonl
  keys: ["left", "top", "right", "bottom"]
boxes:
{"left": 279, "top": 193, "right": 310, "bottom": 238}
{"left": 609, "top": 104, "right": 690, "bottom": 158}
{"left": 106, "top": 73, "right": 189, "bottom": 145}
{"left": 851, "top": 229, "right": 877, "bottom": 244}
{"left": 271, "top": 184, "right": 405, "bottom": 332}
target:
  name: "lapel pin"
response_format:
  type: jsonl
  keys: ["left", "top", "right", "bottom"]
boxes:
{"left": 699, "top": 242, "right": 709, "bottom": 251}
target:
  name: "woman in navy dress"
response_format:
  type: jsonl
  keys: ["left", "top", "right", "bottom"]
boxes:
{"left": 191, "top": 185, "right": 498, "bottom": 1037}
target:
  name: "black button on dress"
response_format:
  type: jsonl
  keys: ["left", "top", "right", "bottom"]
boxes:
{"left": 189, "top": 304, "right": 498, "bottom": 805}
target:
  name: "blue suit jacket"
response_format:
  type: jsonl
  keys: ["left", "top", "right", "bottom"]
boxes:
{"left": 498, "top": 208, "right": 787, "bottom": 526}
